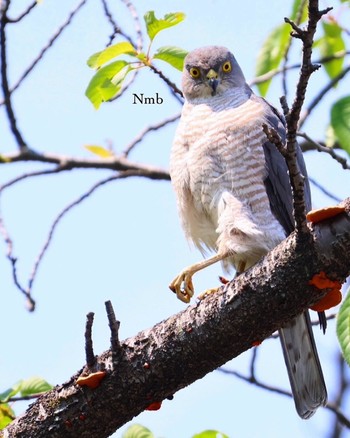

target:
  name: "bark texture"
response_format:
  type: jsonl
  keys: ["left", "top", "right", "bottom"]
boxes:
{"left": 2, "top": 199, "right": 350, "bottom": 438}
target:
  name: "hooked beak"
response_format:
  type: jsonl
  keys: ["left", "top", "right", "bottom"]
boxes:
{"left": 206, "top": 69, "right": 219, "bottom": 95}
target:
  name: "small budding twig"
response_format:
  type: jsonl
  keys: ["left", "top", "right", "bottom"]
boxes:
{"left": 105, "top": 300, "right": 121, "bottom": 357}
{"left": 278, "top": 0, "right": 332, "bottom": 234}
{"left": 85, "top": 312, "right": 96, "bottom": 368}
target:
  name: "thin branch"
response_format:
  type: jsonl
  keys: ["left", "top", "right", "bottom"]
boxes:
{"left": 299, "top": 65, "right": 350, "bottom": 128}
{"left": 0, "top": 0, "right": 88, "bottom": 100}
{"left": 282, "top": 1, "right": 332, "bottom": 234}
{"left": 328, "top": 352, "right": 350, "bottom": 438}
{"left": 0, "top": 148, "right": 171, "bottom": 179}
{"left": 149, "top": 64, "right": 183, "bottom": 101}
{"left": 0, "top": 1, "right": 28, "bottom": 149}
{"left": 27, "top": 171, "right": 153, "bottom": 297}
{"left": 309, "top": 177, "right": 342, "bottom": 203}
{"left": 0, "top": 214, "right": 35, "bottom": 311}
{"left": 6, "top": 1, "right": 37, "bottom": 22}
{"left": 250, "top": 50, "right": 350, "bottom": 86}
{"left": 120, "top": 0, "right": 143, "bottom": 52}
{"left": 218, "top": 367, "right": 292, "bottom": 397}
{"left": 281, "top": 0, "right": 308, "bottom": 97}
{"left": 0, "top": 168, "right": 168, "bottom": 309}
{"left": 123, "top": 113, "right": 180, "bottom": 157}
{"left": 100, "top": 0, "right": 135, "bottom": 47}
{"left": 0, "top": 167, "right": 67, "bottom": 192}
{"left": 298, "top": 131, "right": 350, "bottom": 170}
{"left": 219, "top": 367, "right": 350, "bottom": 429}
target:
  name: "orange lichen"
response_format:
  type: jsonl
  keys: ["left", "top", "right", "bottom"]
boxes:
{"left": 76, "top": 371, "right": 107, "bottom": 389}
{"left": 145, "top": 401, "right": 162, "bottom": 411}
{"left": 306, "top": 206, "right": 345, "bottom": 224}
{"left": 252, "top": 340, "right": 262, "bottom": 347}
{"left": 309, "top": 271, "right": 342, "bottom": 312}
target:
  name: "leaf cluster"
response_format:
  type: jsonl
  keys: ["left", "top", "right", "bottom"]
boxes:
{"left": 85, "top": 11, "right": 187, "bottom": 109}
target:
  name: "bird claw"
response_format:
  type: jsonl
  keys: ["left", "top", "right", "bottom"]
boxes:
{"left": 169, "top": 271, "right": 194, "bottom": 303}
{"left": 197, "top": 287, "right": 219, "bottom": 301}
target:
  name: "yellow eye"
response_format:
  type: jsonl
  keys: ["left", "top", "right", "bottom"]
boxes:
{"left": 222, "top": 61, "right": 232, "bottom": 73}
{"left": 189, "top": 67, "right": 200, "bottom": 78}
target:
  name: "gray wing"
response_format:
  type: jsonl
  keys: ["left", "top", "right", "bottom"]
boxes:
{"left": 252, "top": 95, "right": 327, "bottom": 418}
{"left": 255, "top": 96, "right": 311, "bottom": 234}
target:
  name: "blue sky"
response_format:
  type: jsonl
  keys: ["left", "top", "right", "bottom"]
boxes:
{"left": 1, "top": 1, "right": 350, "bottom": 437}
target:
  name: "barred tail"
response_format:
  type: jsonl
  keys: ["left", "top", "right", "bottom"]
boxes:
{"left": 279, "top": 311, "right": 327, "bottom": 419}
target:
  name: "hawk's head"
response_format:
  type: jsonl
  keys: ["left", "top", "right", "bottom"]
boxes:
{"left": 182, "top": 46, "right": 246, "bottom": 100}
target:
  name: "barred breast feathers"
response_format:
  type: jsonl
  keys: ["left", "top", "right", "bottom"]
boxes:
{"left": 170, "top": 92, "right": 286, "bottom": 270}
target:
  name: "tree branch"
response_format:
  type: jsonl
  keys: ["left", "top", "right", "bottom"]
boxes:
{"left": 282, "top": 1, "right": 332, "bottom": 234}
{"left": 4, "top": 198, "right": 350, "bottom": 438}
{"left": 0, "top": 1, "right": 28, "bottom": 150}
{"left": 0, "top": 148, "right": 171, "bottom": 177}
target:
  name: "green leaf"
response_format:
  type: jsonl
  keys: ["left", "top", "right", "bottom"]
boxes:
{"left": 18, "top": 376, "right": 53, "bottom": 397}
{"left": 331, "top": 95, "right": 350, "bottom": 153}
{"left": 0, "top": 382, "right": 21, "bottom": 403}
{"left": 0, "top": 403, "right": 15, "bottom": 430}
{"left": 290, "top": 0, "right": 308, "bottom": 22}
{"left": 153, "top": 46, "right": 188, "bottom": 71}
{"left": 319, "top": 21, "right": 345, "bottom": 79}
{"left": 122, "top": 424, "right": 155, "bottom": 438}
{"left": 192, "top": 431, "right": 230, "bottom": 438}
{"left": 337, "top": 288, "right": 350, "bottom": 366}
{"left": 87, "top": 42, "right": 136, "bottom": 69}
{"left": 144, "top": 11, "right": 185, "bottom": 42}
{"left": 255, "top": 23, "right": 291, "bottom": 96}
{"left": 85, "top": 145, "right": 114, "bottom": 158}
{"left": 85, "top": 60, "right": 130, "bottom": 109}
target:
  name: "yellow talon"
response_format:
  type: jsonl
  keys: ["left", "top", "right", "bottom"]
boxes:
{"left": 169, "top": 271, "right": 194, "bottom": 303}
{"left": 198, "top": 287, "right": 220, "bottom": 301}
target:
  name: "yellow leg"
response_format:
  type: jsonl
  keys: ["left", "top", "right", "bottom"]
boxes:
{"left": 169, "top": 252, "right": 230, "bottom": 303}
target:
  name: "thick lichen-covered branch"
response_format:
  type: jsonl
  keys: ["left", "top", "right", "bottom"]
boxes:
{"left": 3, "top": 199, "right": 350, "bottom": 438}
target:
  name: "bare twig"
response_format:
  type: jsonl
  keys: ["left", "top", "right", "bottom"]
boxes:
{"left": 101, "top": 0, "right": 136, "bottom": 47}
{"left": 250, "top": 50, "right": 350, "bottom": 86}
{"left": 123, "top": 113, "right": 180, "bottom": 156}
{"left": 299, "top": 65, "right": 350, "bottom": 128}
{"left": 282, "top": 1, "right": 332, "bottom": 234}
{"left": 0, "top": 168, "right": 167, "bottom": 309}
{"left": 7, "top": 1, "right": 37, "bottom": 22}
{"left": 0, "top": 0, "right": 88, "bottom": 100}
{"left": 27, "top": 171, "right": 155, "bottom": 298}
{"left": 85, "top": 312, "right": 96, "bottom": 368}
{"left": 281, "top": 0, "right": 308, "bottom": 97}
{"left": 328, "top": 352, "right": 350, "bottom": 437}
{"left": 309, "top": 177, "right": 342, "bottom": 203}
{"left": 0, "top": 148, "right": 171, "bottom": 178}
{"left": 0, "top": 1, "right": 28, "bottom": 150}
{"left": 218, "top": 366, "right": 292, "bottom": 398}
{"left": 219, "top": 366, "right": 350, "bottom": 429}
{"left": 120, "top": 0, "right": 143, "bottom": 52}
{"left": 298, "top": 131, "right": 350, "bottom": 170}
{"left": 0, "top": 168, "right": 69, "bottom": 192}
{"left": 149, "top": 64, "right": 183, "bottom": 101}
{"left": 0, "top": 213, "right": 36, "bottom": 311}
{"left": 105, "top": 300, "right": 121, "bottom": 356}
